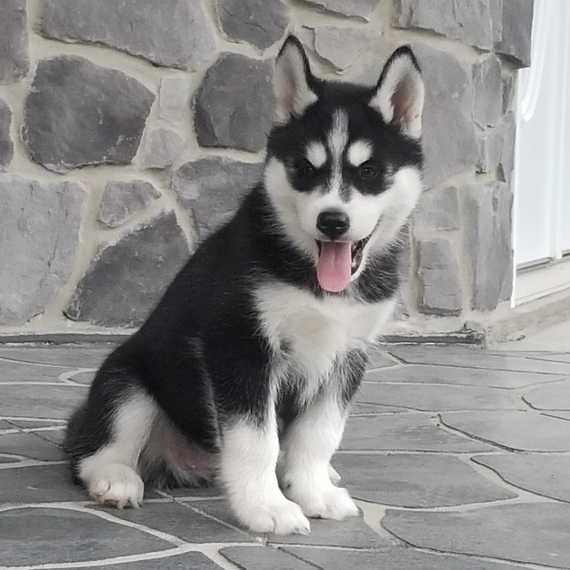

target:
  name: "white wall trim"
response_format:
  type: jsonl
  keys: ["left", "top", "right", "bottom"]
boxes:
{"left": 515, "top": 258, "right": 570, "bottom": 305}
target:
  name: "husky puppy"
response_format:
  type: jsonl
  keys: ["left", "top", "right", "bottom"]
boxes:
{"left": 65, "top": 36, "right": 425, "bottom": 535}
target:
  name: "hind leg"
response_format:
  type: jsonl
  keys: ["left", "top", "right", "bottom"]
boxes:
{"left": 77, "top": 391, "right": 157, "bottom": 508}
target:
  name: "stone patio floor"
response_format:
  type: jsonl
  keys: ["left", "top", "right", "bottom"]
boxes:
{"left": 1, "top": 338, "right": 570, "bottom": 569}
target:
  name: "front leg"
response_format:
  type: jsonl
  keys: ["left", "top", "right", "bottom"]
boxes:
{"left": 220, "top": 413, "right": 310, "bottom": 535}
{"left": 279, "top": 391, "right": 358, "bottom": 520}
{"left": 205, "top": 324, "right": 310, "bottom": 535}
{"left": 278, "top": 351, "right": 366, "bottom": 519}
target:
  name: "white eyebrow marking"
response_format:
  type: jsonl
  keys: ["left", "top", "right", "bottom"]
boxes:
{"left": 327, "top": 110, "right": 349, "bottom": 196}
{"left": 328, "top": 110, "right": 349, "bottom": 161}
{"left": 347, "top": 140, "right": 372, "bottom": 167}
{"left": 306, "top": 141, "right": 327, "bottom": 168}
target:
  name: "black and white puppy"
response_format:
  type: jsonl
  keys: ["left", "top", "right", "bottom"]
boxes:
{"left": 65, "top": 36, "right": 425, "bottom": 535}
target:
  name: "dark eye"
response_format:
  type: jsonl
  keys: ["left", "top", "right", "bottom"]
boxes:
{"left": 298, "top": 162, "right": 317, "bottom": 178}
{"left": 358, "top": 164, "right": 378, "bottom": 179}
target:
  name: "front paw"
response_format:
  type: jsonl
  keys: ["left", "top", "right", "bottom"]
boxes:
{"left": 287, "top": 484, "right": 359, "bottom": 520}
{"left": 328, "top": 463, "right": 341, "bottom": 484}
{"left": 235, "top": 499, "right": 311, "bottom": 535}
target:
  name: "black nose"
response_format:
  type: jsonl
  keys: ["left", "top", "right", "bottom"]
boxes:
{"left": 316, "top": 210, "right": 350, "bottom": 240}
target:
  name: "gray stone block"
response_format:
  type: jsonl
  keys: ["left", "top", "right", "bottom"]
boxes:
{"left": 0, "top": 98, "right": 13, "bottom": 169}
{"left": 357, "top": 382, "right": 526, "bottom": 412}
{"left": 472, "top": 53, "right": 502, "bottom": 128}
{"left": 393, "top": 0, "right": 493, "bottom": 50}
{"left": 172, "top": 157, "right": 263, "bottom": 237}
{"left": 0, "top": 345, "right": 111, "bottom": 368}
{"left": 66, "top": 213, "right": 190, "bottom": 327}
{"left": 382, "top": 503, "right": 570, "bottom": 568}
{"left": 490, "top": 0, "right": 503, "bottom": 43}
{"left": 498, "top": 198, "right": 513, "bottom": 305}
{"left": 195, "top": 54, "right": 274, "bottom": 152}
{"left": 299, "top": 0, "right": 381, "bottom": 19}
{"left": 396, "top": 225, "right": 412, "bottom": 284}
{"left": 70, "top": 370, "right": 96, "bottom": 385}
{"left": 342, "top": 414, "right": 494, "bottom": 452}
{"left": 159, "top": 76, "right": 189, "bottom": 124}
{"left": 499, "top": 110, "right": 516, "bottom": 185}
{"left": 0, "top": 507, "right": 171, "bottom": 566}
{"left": 523, "top": 379, "right": 570, "bottom": 411}
{"left": 440, "top": 410, "right": 570, "bottom": 452}
{"left": 99, "top": 501, "right": 251, "bottom": 543}
{"left": 221, "top": 547, "right": 317, "bottom": 569}
{"left": 334, "top": 453, "right": 515, "bottom": 507}
{"left": 473, "top": 454, "right": 570, "bottom": 502}
{"left": 98, "top": 180, "right": 161, "bottom": 229}
{"left": 0, "top": 432, "right": 63, "bottom": 461}
{"left": 366, "top": 348, "right": 399, "bottom": 370}
{"left": 270, "top": 513, "right": 386, "bottom": 548}
{"left": 35, "top": 427, "right": 65, "bottom": 445}
{"left": 5, "top": 419, "right": 66, "bottom": 429}
{"left": 495, "top": 0, "right": 534, "bottom": 67}
{"left": 0, "top": 360, "right": 72, "bottom": 383}
{"left": 358, "top": 381, "right": 525, "bottom": 411}
{"left": 502, "top": 72, "right": 514, "bottom": 113}
{"left": 350, "top": 403, "right": 405, "bottom": 415}
{"left": 366, "top": 363, "right": 565, "bottom": 388}
{"left": 0, "top": 384, "right": 87, "bottom": 420}
{"left": 388, "top": 345, "right": 570, "bottom": 375}
{"left": 86, "top": 554, "right": 224, "bottom": 570}
{"left": 0, "top": 0, "right": 29, "bottom": 84}
{"left": 23, "top": 57, "right": 154, "bottom": 173}
{"left": 464, "top": 181, "right": 513, "bottom": 311}
{"left": 218, "top": 0, "right": 290, "bottom": 50}
{"left": 476, "top": 131, "right": 503, "bottom": 173}
{"left": 39, "top": 0, "right": 216, "bottom": 71}
{"left": 139, "top": 128, "right": 185, "bottom": 170}
{"left": 0, "top": 464, "right": 88, "bottom": 503}
{"left": 525, "top": 353, "right": 570, "bottom": 364}
{"left": 196, "top": 498, "right": 385, "bottom": 547}
{"left": 0, "top": 178, "right": 86, "bottom": 326}
{"left": 413, "top": 44, "right": 478, "bottom": 186}
{"left": 298, "top": 26, "right": 380, "bottom": 72}
{"left": 417, "top": 238, "right": 463, "bottom": 316}
{"left": 414, "top": 186, "right": 460, "bottom": 232}
{"left": 288, "top": 546, "right": 529, "bottom": 570}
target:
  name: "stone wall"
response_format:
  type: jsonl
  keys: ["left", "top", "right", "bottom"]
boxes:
{"left": 0, "top": 0, "right": 534, "bottom": 335}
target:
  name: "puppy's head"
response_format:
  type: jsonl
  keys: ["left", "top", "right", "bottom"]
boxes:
{"left": 265, "top": 36, "right": 425, "bottom": 293}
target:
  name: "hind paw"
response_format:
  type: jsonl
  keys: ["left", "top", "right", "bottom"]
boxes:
{"left": 88, "top": 464, "right": 144, "bottom": 509}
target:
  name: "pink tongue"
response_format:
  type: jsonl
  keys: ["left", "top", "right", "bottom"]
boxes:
{"left": 317, "top": 241, "right": 352, "bottom": 292}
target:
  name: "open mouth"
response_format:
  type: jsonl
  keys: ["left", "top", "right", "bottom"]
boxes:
{"left": 316, "top": 234, "right": 372, "bottom": 293}
{"left": 350, "top": 236, "right": 371, "bottom": 273}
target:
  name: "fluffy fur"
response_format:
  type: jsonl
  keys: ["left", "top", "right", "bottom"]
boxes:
{"left": 64, "top": 36, "right": 425, "bottom": 535}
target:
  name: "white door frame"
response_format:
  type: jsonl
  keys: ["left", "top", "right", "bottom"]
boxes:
{"left": 512, "top": 0, "right": 570, "bottom": 306}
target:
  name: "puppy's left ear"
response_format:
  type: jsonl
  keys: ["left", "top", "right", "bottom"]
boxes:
{"left": 370, "top": 46, "right": 424, "bottom": 139}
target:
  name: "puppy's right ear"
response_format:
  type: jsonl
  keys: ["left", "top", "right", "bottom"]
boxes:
{"left": 274, "top": 36, "right": 318, "bottom": 124}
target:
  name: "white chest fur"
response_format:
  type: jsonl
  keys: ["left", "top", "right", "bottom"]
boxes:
{"left": 255, "top": 283, "right": 395, "bottom": 383}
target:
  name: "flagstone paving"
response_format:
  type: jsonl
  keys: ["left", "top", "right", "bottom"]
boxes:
{"left": 1, "top": 341, "right": 570, "bottom": 569}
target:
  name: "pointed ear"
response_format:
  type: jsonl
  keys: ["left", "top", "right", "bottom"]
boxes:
{"left": 274, "top": 36, "right": 318, "bottom": 124}
{"left": 370, "top": 46, "right": 425, "bottom": 139}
